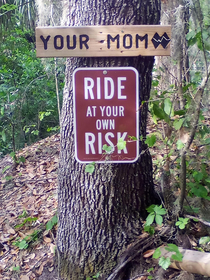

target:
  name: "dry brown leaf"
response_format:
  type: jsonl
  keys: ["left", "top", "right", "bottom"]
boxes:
{"left": 20, "top": 275, "right": 30, "bottom": 280}
{"left": 18, "top": 231, "right": 26, "bottom": 238}
{"left": 47, "top": 166, "right": 56, "bottom": 173}
{"left": 134, "top": 276, "right": 147, "bottom": 280}
{"left": 36, "top": 263, "right": 44, "bottom": 276}
{"left": 8, "top": 227, "right": 16, "bottom": 235}
{"left": 143, "top": 249, "right": 155, "bottom": 258}
{"left": 33, "top": 189, "right": 38, "bottom": 196}
{"left": 48, "top": 267, "right": 54, "bottom": 272}
{"left": 29, "top": 253, "right": 36, "bottom": 259}
{"left": 11, "top": 249, "right": 19, "bottom": 255}
{"left": 49, "top": 243, "right": 56, "bottom": 254}
{"left": 44, "top": 237, "right": 52, "bottom": 243}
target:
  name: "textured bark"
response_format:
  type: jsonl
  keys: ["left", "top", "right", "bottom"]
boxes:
{"left": 57, "top": 1, "right": 161, "bottom": 279}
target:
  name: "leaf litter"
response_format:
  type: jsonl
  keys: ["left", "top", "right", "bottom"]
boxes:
{"left": 0, "top": 134, "right": 59, "bottom": 280}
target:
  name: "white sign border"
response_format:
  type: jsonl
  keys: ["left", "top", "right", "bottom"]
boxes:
{"left": 73, "top": 67, "right": 139, "bottom": 164}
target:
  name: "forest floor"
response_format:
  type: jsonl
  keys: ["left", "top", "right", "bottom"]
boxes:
{"left": 0, "top": 131, "right": 210, "bottom": 280}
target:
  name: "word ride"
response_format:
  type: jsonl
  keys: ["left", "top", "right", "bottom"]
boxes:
{"left": 73, "top": 67, "right": 139, "bottom": 163}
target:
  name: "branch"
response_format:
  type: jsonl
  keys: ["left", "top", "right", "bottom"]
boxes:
{"left": 182, "top": 64, "right": 210, "bottom": 154}
{"left": 24, "top": 75, "right": 47, "bottom": 95}
{"left": 186, "top": 214, "right": 210, "bottom": 227}
{"left": 0, "top": 1, "right": 33, "bottom": 18}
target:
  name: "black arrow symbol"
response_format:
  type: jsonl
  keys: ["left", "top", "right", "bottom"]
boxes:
{"left": 152, "top": 32, "right": 171, "bottom": 49}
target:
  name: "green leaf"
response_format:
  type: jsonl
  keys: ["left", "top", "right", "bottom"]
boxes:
{"left": 193, "top": 171, "right": 203, "bottom": 182}
{"left": 18, "top": 240, "right": 28, "bottom": 250}
{"left": 117, "top": 138, "right": 126, "bottom": 150}
{"left": 128, "top": 135, "right": 137, "bottom": 141}
{"left": 93, "top": 272, "right": 100, "bottom": 278}
{"left": 85, "top": 163, "right": 95, "bottom": 174}
{"left": 19, "top": 156, "right": 25, "bottom": 163}
{"left": 174, "top": 110, "right": 185, "bottom": 116}
{"left": 145, "top": 213, "right": 155, "bottom": 226}
{"left": 152, "top": 80, "right": 159, "bottom": 87}
{"left": 1, "top": 107, "right": 4, "bottom": 115}
{"left": 144, "top": 225, "right": 155, "bottom": 235}
{"left": 145, "top": 134, "right": 156, "bottom": 147}
{"left": 173, "top": 118, "right": 184, "bottom": 130}
{"left": 171, "top": 251, "right": 183, "bottom": 262}
{"left": 191, "top": 185, "right": 208, "bottom": 198}
{"left": 2, "top": 130, "right": 6, "bottom": 142}
{"left": 176, "top": 139, "right": 184, "bottom": 150}
{"left": 46, "top": 214, "right": 58, "bottom": 230}
{"left": 186, "top": 30, "right": 197, "bottom": 47}
{"left": 153, "top": 104, "right": 165, "bottom": 120}
{"left": 147, "top": 267, "right": 154, "bottom": 273}
{"left": 164, "top": 98, "right": 172, "bottom": 115}
{"left": 153, "top": 205, "right": 166, "bottom": 215}
{"left": 146, "top": 204, "right": 155, "bottom": 213}
{"left": 13, "top": 266, "right": 20, "bottom": 271}
{"left": 155, "top": 214, "right": 163, "bottom": 225}
{"left": 5, "top": 176, "right": 13, "bottom": 181}
{"left": 102, "top": 144, "right": 113, "bottom": 153}
{"left": 2, "top": 165, "right": 11, "bottom": 174}
{"left": 165, "top": 244, "right": 179, "bottom": 253}
{"left": 159, "top": 256, "right": 171, "bottom": 270}
{"left": 175, "top": 218, "right": 189, "bottom": 229}
{"left": 199, "top": 236, "right": 210, "bottom": 245}
{"left": 205, "top": 178, "right": 210, "bottom": 183}
{"left": 153, "top": 247, "right": 161, "bottom": 259}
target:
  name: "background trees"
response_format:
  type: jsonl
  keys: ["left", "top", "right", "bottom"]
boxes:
{"left": 0, "top": 1, "right": 64, "bottom": 156}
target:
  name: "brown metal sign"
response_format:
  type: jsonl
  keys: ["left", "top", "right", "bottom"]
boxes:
{"left": 73, "top": 67, "right": 139, "bottom": 163}
{"left": 36, "top": 25, "right": 171, "bottom": 57}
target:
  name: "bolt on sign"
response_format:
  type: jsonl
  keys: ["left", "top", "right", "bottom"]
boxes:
{"left": 73, "top": 67, "right": 139, "bottom": 163}
{"left": 36, "top": 25, "right": 171, "bottom": 57}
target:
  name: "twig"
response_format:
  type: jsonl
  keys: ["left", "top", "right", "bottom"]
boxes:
{"left": 23, "top": 75, "right": 47, "bottom": 96}
{"left": 0, "top": 1, "right": 33, "bottom": 17}
{"left": 178, "top": 64, "right": 210, "bottom": 213}
{"left": 186, "top": 214, "right": 210, "bottom": 227}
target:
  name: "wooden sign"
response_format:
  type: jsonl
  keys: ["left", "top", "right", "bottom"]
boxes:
{"left": 36, "top": 25, "right": 171, "bottom": 57}
{"left": 73, "top": 67, "right": 139, "bottom": 163}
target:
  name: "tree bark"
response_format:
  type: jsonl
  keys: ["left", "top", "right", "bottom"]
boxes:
{"left": 57, "top": 1, "right": 161, "bottom": 279}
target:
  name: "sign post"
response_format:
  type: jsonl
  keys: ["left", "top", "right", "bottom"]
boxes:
{"left": 73, "top": 67, "right": 139, "bottom": 163}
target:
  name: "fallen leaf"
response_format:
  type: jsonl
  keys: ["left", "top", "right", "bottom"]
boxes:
{"left": 48, "top": 267, "right": 54, "bottom": 272}
{"left": 33, "top": 190, "right": 37, "bottom": 196}
{"left": 8, "top": 228, "right": 16, "bottom": 235}
{"left": 36, "top": 263, "right": 44, "bottom": 276}
{"left": 29, "top": 253, "right": 36, "bottom": 259}
{"left": 18, "top": 231, "right": 26, "bottom": 238}
{"left": 44, "top": 237, "right": 52, "bottom": 243}
{"left": 24, "top": 264, "right": 30, "bottom": 270}
{"left": 143, "top": 249, "right": 155, "bottom": 258}
{"left": 20, "top": 275, "right": 30, "bottom": 280}
{"left": 49, "top": 243, "right": 56, "bottom": 254}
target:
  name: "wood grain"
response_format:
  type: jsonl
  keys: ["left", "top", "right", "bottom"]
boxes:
{"left": 159, "top": 247, "right": 210, "bottom": 276}
{"left": 36, "top": 25, "right": 171, "bottom": 57}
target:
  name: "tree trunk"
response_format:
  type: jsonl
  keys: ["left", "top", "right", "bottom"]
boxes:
{"left": 57, "top": 1, "right": 161, "bottom": 279}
